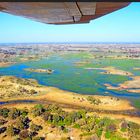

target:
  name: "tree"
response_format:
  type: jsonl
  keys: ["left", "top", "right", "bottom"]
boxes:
{"left": 47, "top": 104, "right": 62, "bottom": 113}
{"left": 19, "top": 130, "right": 30, "bottom": 139}
{"left": 20, "top": 108, "right": 29, "bottom": 118}
{"left": 14, "top": 116, "right": 25, "bottom": 130}
{"left": 0, "top": 127, "right": 6, "bottom": 134}
{"left": 52, "top": 114, "right": 61, "bottom": 124}
{"left": 43, "top": 112, "right": 51, "bottom": 121}
{"left": 120, "top": 121, "right": 128, "bottom": 132}
{"left": 30, "top": 89, "right": 37, "bottom": 95}
{"left": 22, "top": 117, "right": 30, "bottom": 129}
{"left": 106, "top": 124, "right": 116, "bottom": 132}
{"left": 31, "top": 104, "right": 45, "bottom": 117}
{"left": 0, "top": 108, "right": 10, "bottom": 118}
{"left": 8, "top": 108, "right": 20, "bottom": 119}
{"left": 77, "top": 110, "right": 87, "bottom": 119}
{"left": 0, "top": 119, "right": 7, "bottom": 125}
{"left": 30, "top": 123, "right": 42, "bottom": 132}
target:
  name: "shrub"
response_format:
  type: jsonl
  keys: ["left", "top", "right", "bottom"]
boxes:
{"left": 8, "top": 108, "right": 20, "bottom": 119}
{"left": 87, "top": 96, "right": 101, "bottom": 105}
{"left": 22, "top": 117, "right": 30, "bottom": 129}
{"left": 30, "top": 123, "right": 42, "bottom": 132}
{"left": 29, "top": 131, "right": 38, "bottom": 137}
{"left": 13, "top": 127, "right": 20, "bottom": 135}
{"left": 14, "top": 117, "right": 25, "bottom": 130}
{"left": 73, "top": 123, "right": 81, "bottom": 129}
{"left": 96, "top": 128, "right": 103, "bottom": 137}
{"left": 63, "top": 127, "right": 68, "bottom": 133}
{"left": 106, "top": 124, "right": 116, "bottom": 132}
{"left": 0, "top": 127, "right": 7, "bottom": 134}
{"left": 31, "top": 104, "right": 45, "bottom": 117}
{"left": 59, "top": 125, "right": 65, "bottom": 131}
{"left": 128, "top": 122, "right": 140, "bottom": 130}
{"left": 81, "top": 125, "right": 91, "bottom": 132}
{"left": 0, "top": 119, "right": 7, "bottom": 125}
{"left": 42, "top": 112, "right": 51, "bottom": 121}
{"left": 0, "top": 108, "right": 10, "bottom": 118}
{"left": 63, "top": 115, "right": 73, "bottom": 125}
{"left": 120, "top": 121, "right": 128, "bottom": 132}
{"left": 20, "top": 108, "right": 28, "bottom": 117}
{"left": 52, "top": 114, "right": 61, "bottom": 124}
{"left": 78, "top": 110, "right": 87, "bottom": 118}
{"left": 19, "top": 130, "right": 30, "bottom": 139}
{"left": 47, "top": 104, "right": 60, "bottom": 113}
{"left": 121, "top": 121, "right": 128, "bottom": 129}
{"left": 30, "top": 89, "right": 37, "bottom": 95}
{"left": 105, "top": 131, "right": 111, "bottom": 139}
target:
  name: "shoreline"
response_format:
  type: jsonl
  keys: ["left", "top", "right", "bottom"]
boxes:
{"left": 0, "top": 76, "right": 139, "bottom": 125}
{"left": 85, "top": 66, "right": 133, "bottom": 76}
{"left": 105, "top": 76, "right": 140, "bottom": 94}
{"left": 0, "top": 62, "right": 15, "bottom": 67}
{"left": 0, "top": 76, "right": 135, "bottom": 112}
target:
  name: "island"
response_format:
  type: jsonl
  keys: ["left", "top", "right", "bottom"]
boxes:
{"left": 133, "top": 67, "right": 140, "bottom": 70}
{"left": 105, "top": 76, "right": 140, "bottom": 93}
{"left": 24, "top": 68, "right": 54, "bottom": 74}
{"left": 85, "top": 66, "right": 133, "bottom": 76}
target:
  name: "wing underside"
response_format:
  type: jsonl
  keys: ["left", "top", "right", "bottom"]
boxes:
{"left": 0, "top": 2, "right": 130, "bottom": 24}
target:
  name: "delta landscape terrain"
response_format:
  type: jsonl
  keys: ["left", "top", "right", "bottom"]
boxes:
{"left": 0, "top": 43, "right": 140, "bottom": 140}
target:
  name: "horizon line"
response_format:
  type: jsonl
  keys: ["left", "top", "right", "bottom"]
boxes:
{"left": 1, "top": 42, "right": 140, "bottom": 44}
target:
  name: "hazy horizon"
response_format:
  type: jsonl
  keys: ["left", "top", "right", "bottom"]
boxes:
{"left": 1, "top": 42, "right": 140, "bottom": 44}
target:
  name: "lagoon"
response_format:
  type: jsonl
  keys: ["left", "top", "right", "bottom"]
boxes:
{"left": 0, "top": 53, "right": 140, "bottom": 108}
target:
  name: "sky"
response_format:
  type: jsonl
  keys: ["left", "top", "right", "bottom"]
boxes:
{"left": 0, "top": 2, "right": 140, "bottom": 43}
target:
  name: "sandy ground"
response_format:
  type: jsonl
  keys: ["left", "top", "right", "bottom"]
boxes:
{"left": 0, "top": 62, "right": 15, "bottom": 67}
{"left": 133, "top": 67, "right": 140, "bottom": 70}
{"left": 0, "top": 76, "right": 135, "bottom": 113}
{"left": 0, "top": 76, "right": 134, "bottom": 111}
{"left": 85, "top": 66, "right": 133, "bottom": 76}
{"left": 74, "top": 61, "right": 90, "bottom": 66}
{"left": 105, "top": 76, "right": 140, "bottom": 93}
{"left": 0, "top": 76, "right": 140, "bottom": 140}
{"left": 0, "top": 76, "right": 139, "bottom": 126}
{"left": 0, "top": 76, "right": 48, "bottom": 98}
{"left": 24, "top": 68, "right": 54, "bottom": 74}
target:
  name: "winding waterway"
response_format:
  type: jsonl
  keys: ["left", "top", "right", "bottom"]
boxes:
{"left": 0, "top": 53, "right": 140, "bottom": 109}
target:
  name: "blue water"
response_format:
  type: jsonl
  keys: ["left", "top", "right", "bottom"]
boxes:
{"left": 0, "top": 54, "right": 140, "bottom": 108}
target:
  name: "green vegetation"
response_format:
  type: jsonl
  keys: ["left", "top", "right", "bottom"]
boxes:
{"left": 31, "top": 104, "right": 45, "bottom": 117}
{"left": 87, "top": 96, "right": 101, "bottom": 105}
{"left": 0, "top": 51, "right": 140, "bottom": 109}
{"left": 30, "top": 123, "right": 42, "bottom": 132}
{"left": 1, "top": 104, "right": 139, "bottom": 139}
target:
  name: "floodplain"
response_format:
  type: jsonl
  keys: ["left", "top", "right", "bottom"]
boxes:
{"left": 0, "top": 43, "right": 140, "bottom": 140}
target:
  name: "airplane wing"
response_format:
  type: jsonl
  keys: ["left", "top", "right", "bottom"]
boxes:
{"left": 0, "top": 2, "right": 130, "bottom": 24}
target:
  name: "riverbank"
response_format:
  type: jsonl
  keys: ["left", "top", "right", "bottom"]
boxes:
{"left": 105, "top": 76, "right": 140, "bottom": 94}
{"left": 0, "top": 62, "right": 15, "bottom": 67}
{"left": 85, "top": 66, "right": 133, "bottom": 76}
{"left": 0, "top": 76, "right": 135, "bottom": 112}
{"left": 0, "top": 76, "right": 140, "bottom": 127}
